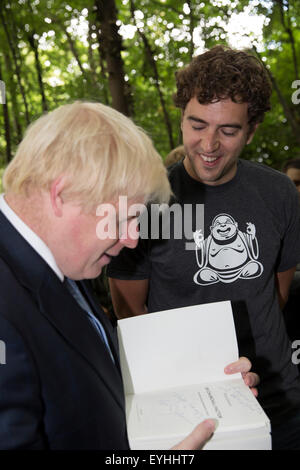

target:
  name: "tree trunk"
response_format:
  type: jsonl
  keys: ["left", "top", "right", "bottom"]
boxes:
{"left": 268, "top": 70, "right": 300, "bottom": 143}
{"left": 94, "top": 0, "right": 130, "bottom": 115}
{"left": 87, "top": 20, "right": 110, "bottom": 104}
{"left": 278, "top": 0, "right": 299, "bottom": 80}
{"left": 253, "top": 47, "right": 300, "bottom": 146}
{"left": 3, "top": 50, "right": 22, "bottom": 143}
{"left": 64, "top": 28, "right": 89, "bottom": 79}
{"left": 187, "top": 0, "right": 195, "bottom": 61}
{"left": 129, "top": 0, "right": 174, "bottom": 149}
{"left": 95, "top": 23, "right": 110, "bottom": 105}
{"left": 27, "top": 33, "right": 48, "bottom": 112}
{"left": 0, "top": 8, "right": 30, "bottom": 125}
{"left": 0, "top": 57, "right": 12, "bottom": 162}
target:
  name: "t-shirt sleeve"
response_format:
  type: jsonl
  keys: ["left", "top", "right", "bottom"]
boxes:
{"left": 107, "top": 237, "right": 151, "bottom": 280}
{"left": 276, "top": 179, "right": 300, "bottom": 272}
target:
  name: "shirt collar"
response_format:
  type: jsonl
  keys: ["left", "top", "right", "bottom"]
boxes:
{"left": 0, "top": 194, "right": 64, "bottom": 281}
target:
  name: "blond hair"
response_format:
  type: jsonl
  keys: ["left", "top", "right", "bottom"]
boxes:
{"left": 3, "top": 101, "right": 171, "bottom": 210}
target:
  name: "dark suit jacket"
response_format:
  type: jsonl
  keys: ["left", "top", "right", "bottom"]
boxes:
{"left": 0, "top": 211, "right": 129, "bottom": 449}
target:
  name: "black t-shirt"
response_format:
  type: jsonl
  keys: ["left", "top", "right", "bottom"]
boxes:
{"left": 108, "top": 159, "right": 300, "bottom": 422}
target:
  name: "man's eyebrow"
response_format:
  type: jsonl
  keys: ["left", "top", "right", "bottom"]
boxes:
{"left": 187, "top": 116, "right": 242, "bottom": 129}
{"left": 219, "top": 123, "right": 242, "bottom": 129}
{"left": 187, "top": 116, "right": 207, "bottom": 124}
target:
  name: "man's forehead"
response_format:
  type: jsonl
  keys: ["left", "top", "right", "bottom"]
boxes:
{"left": 184, "top": 96, "right": 249, "bottom": 120}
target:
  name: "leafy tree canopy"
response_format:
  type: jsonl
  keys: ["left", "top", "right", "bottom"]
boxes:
{"left": 0, "top": 0, "right": 299, "bottom": 169}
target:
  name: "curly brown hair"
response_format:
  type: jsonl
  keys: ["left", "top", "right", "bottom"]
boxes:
{"left": 173, "top": 45, "right": 272, "bottom": 127}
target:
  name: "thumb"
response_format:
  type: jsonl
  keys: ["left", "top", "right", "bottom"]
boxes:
{"left": 171, "top": 419, "right": 216, "bottom": 450}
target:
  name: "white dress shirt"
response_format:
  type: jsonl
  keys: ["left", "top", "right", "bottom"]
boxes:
{"left": 0, "top": 194, "right": 64, "bottom": 281}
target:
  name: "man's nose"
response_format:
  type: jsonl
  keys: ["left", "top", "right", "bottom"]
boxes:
{"left": 201, "top": 130, "right": 220, "bottom": 153}
{"left": 120, "top": 234, "right": 139, "bottom": 249}
{"left": 119, "top": 219, "right": 140, "bottom": 250}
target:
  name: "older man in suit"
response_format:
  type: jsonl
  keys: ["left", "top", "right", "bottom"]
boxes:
{"left": 0, "top": 101, "right": 256, "bottom": 450}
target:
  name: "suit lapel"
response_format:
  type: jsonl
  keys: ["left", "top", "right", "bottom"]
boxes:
{"left": 0, "top": 212, "right": 125, "bottom": 411}
{"left": 37, "top": 273, "right": 125, "bottom": 410}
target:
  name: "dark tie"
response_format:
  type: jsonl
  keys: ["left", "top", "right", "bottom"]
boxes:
{"left": 64, "top": 277, "right": 115, "bottom": 363}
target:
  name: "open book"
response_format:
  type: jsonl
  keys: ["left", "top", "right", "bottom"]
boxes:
{"left": 117, "top": 301, "right": 271, "bottom": 450}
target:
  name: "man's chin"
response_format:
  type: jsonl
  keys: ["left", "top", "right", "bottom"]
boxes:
{"left": 82, "top": 268, "right": 103, "bottom": 280}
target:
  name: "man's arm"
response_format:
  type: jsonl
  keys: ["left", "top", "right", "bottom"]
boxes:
{"left": 276, "top": 266, "right": 296, "bottom": 310}
{"left": 109, "top": 278, "right": 149, "bottom": 319}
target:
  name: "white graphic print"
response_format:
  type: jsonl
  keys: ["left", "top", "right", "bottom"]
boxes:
{"left": 193, "top": 213, "right": 264, "bottom": 285}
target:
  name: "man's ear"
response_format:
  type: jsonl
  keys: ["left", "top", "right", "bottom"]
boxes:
{"left": 49, "top": 176, "right": 67, "bottom": 217}
{"left": 246, "top": 123, "right": 259, "bottom": 145}
{"left": 180, "top": 109, "right": 184, "bottom": 132}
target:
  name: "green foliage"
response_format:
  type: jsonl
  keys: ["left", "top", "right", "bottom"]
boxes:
{"left": 0, "top": 0, "right": 300, "bottom": 170}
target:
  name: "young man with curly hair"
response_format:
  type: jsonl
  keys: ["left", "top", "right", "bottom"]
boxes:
{"left": 108, "top": 46, "right": 300, "bottom": 450}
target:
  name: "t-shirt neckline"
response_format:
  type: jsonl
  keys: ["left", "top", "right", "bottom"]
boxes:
{"left": 179, "top": 159, "right": 244, "bottom": 193}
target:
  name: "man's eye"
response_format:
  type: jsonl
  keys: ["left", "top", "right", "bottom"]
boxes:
{"left": 192, "top": 126, "right": 205, "bottom": 131}
{"left": 222, "top": 130, "right": 237, "bottom": 136}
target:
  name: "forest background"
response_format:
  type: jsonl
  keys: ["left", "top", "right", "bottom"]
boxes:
{"left": 0, "top": 0, "right": 300, "bottom": 170}
{"left": 0, "top": 0, "right": 299, "bottom": 313}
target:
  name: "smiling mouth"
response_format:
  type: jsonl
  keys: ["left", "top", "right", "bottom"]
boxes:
{"left": 198, "top": 153, "right": 222, "bottom": 164}
{"left": 217, "top": 227, "right": 231, "bottom": 235}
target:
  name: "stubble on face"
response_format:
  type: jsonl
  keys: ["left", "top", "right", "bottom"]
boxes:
{"left": 181, "top": 98, "right": 257, "bottom": 186}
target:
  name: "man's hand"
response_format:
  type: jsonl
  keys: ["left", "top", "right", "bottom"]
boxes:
{"left": 171, "top": 357, "right": 258, "bottom": 450}
{"left": 172, "top": 419, "right": 216, "bottom": 450}
{"left": 224, "top": 356, "right": 260, "bottom": 397}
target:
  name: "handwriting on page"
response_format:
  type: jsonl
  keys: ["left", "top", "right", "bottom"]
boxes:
{"left": 136, "top": 381, "right": 263, "bottom": 427}
{"left": 158, "top": 391, "right": 208, "bottom": 425}
{"left": 217, "top": 384, "right": 263, "bottom": 413}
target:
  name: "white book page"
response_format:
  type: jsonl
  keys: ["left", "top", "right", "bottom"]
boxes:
{"left": 118, "top": 301, "right": 240, "bottom": 394}
{"left": 126, "top": 378, "right": 270, "bottom": 443}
